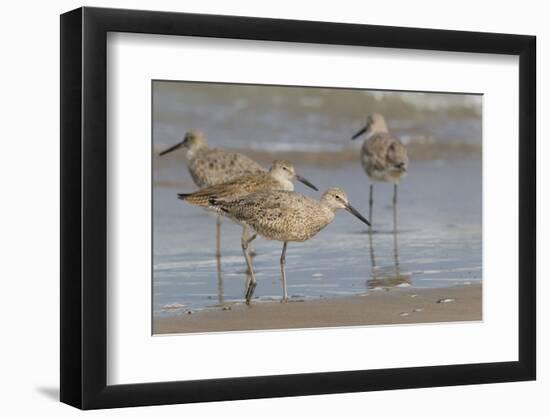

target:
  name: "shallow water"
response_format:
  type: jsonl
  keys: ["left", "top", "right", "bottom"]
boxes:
{"left": 153, "top": 160, "right": 482, "bottom": 316}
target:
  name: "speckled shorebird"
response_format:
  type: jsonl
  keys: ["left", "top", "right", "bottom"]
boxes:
{"left": 177, "top": 160, "right": 318, "bottom": 256}
{"left": 210, "top": 188, "right": 370, "bottom": 304}
{"left": 351, "top": 113, "right": 409, "bottom": 228}
{"left": 159, "top": 130, "right": 265, "bottom": 254}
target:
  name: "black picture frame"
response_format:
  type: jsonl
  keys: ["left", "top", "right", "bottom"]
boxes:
{"left": 60, "top": 6, "right": 536, "bottom": 410}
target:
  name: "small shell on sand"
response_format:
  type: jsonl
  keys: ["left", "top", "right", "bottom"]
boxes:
{"left": 413, "top": 308, "right": 424, "bottom": 312}
{"left": 410, "top": 294, "right": 418, "bottom": 298}
{"left": 399, "top": 312, "right": 410, "bottom": 317}
{"left": 437, "top": 298, "right": 456, "bottom": 303}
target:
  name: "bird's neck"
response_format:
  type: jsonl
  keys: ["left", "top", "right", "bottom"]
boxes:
{"left": 319, "top": 200, "right": 338, "bottom": 218}
{"left": 321, "top": 206, "right": 336, "bottom": 227}
{"left": 367, "top": 125, "right": 389, "bottom": 138}
{"left": 270, "top": 171, "right": 294, "bottom": 191}
{"left": 367, "top": 121, "right": 390, "bottom": 139}
{"left": 186, "top": 145, "right": 208, "bottom": 161}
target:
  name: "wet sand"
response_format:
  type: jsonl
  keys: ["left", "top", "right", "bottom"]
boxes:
{"left": 154, "top": 143, "right": 482, "bottom": 175}
{"left": 154, "top": 284, "right": 481, "bottom": 334}
{"left": 243, "top": 143, "right": 482, "bottom": 166}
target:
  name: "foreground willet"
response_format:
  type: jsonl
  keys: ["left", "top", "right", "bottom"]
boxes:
{"left": 351, "top": 113, "right": 409, "bottom": 229}
{"left": 210, "top": 188, "right": 370, "bottom": 304}
{"left": 177, "top": 160, "right": 318, "bottom": 258}
{"left": 159, "top": 130, "right": 264, "bottom": 254}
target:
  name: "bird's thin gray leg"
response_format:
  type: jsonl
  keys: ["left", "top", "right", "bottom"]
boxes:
{"left": 392, "top": 184, "right": 398, "bottom": 233}
{"left": 216, "top": 215, "right": 222, "bottom": 257}
{"left": 241, "top": 225, "right": 256, "bottom": 259}
{"left": 393, "top": 221, "right": 400, "bottom": 276}
{"left": 368, "top": 230, "right": 376, "bottom": 289}
{"left": 280, "top": 242, "right": 288, "bottom": 303}
{"left": 241, "top": 227, "right": 251, "bottom": 290}
{"left": 216, "top": 252, "right": 223, "bottom": 305}
{"left": 242, "top": 233, "right": 257, "bottom": 305}
{"left": 241, "top": 226, "right": 253, "bottom": 273}
{"left": 369, "top": 231, "right": 376, "bottom": 269}
{"left": 368, "top": 184, "right": 374, "bottom": 231}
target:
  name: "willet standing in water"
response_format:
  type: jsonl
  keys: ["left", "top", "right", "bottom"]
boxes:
{"left": 177, "top": 160, "right": 318, "bottom": 258}
{"left": 159, "top": 130, "right": 265, "bottom": 255}
{"left": 210, "top": 188, "right": 370, "bottom": 304}
{"left": 351, "top": 113, "right": 409, "bottom": 230}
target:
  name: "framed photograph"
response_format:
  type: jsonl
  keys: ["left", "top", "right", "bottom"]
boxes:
{"left": 60, "top": 6, "right": 536, "bottom": 409}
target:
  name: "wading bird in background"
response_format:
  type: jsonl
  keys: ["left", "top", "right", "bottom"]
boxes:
{"left": 159, "top": 130, "right": 265, "bottom": 255}
{"left": 209, "top": 188, "right": 370, "bottom": 304}
{"left": 351, "top": 113, "right": 409, "bottom": 230}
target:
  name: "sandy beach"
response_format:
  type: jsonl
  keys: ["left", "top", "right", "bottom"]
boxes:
{"left": 153, "top": 284, "right": 481, "bottom": 334}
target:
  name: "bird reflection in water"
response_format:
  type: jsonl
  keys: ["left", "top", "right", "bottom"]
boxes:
{"left": 367, "top": 206, "right": 411, "bottom": 289}
{"left": 215, "top": 252, "right": 224, "bottom": 305}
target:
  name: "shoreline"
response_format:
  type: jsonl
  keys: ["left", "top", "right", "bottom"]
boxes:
{"left": 153, "top": 284, "right": 482, "bottom": 335}
{"left": 153, "top": 143, "right": 481, "bottom": 168}
{"left": 243, "top": 143, "right": 481, "bottom": 166}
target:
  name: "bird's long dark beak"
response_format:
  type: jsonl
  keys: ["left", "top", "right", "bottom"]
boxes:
{"left": 159, "top": 141, "right": 184, "bottom": 156}
{"left": 345, "top": 203, "right": 371, "bottom": 226}
{"left": 296, "top": 174, "right": 319, "bottom": 191}
{"left": 351, "top": 125, "right": 368, "bottom": 140}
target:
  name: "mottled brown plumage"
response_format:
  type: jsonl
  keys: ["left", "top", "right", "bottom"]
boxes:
{"left": 159, "top": 130, "right": 265, "bottom": 256}
{"left": 213, "top": 191, "right": 334, "bottom": 242}
{"left": 177, "top": 160, "right": 318, "bottom": 287}
{"left": 353, "top": 113, "right": 409, "bottom": 183}
{"left": 351, "top": 113, "right": 409, "bottom": 227}
{"left": 177, "top": 160, "right": 317, "bottom": 209}
{"left": 187, "top": 147, "right": 264, "bottom": 187}
{"left": 210, "top": 188, "right": 369, "bottom": 303}
{"left": 361, "top": 132, "right": 409, "bottom": 182}
{"left": 159, "top": 130, "right": 265, "bottom": 187}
